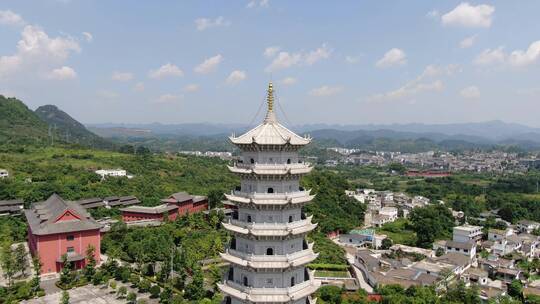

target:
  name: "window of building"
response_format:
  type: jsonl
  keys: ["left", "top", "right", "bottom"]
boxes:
{"left": 247, "top": 215, "right": 252, "bottom": 223}
{"left": 267, "top": 187, "right": 274, "bottom": 193}
{"left": 266, "top": 278, "right": 273, "bottom": 285}
{"left": 250, "top": 158, "right": 255, "bottom": 164}
{"left": 243, "top": 276, "right": 248, "bottom": 286}
{"left": 266, "top": 248, "right": 274, "bottom": 255}
{"left": 67, "top": 247, "right": 75, "bottom": 253}
{"left": 289, "top": 215, "right": 294, "bottom": 223}
{"left": 66, "top": 235, "right": 74, "bottom": 241}
{"left": 291, "top": 277, "right": 295, "bottom": 286}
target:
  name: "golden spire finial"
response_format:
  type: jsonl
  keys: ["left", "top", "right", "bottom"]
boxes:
{"left": 267, "top": 81, "right": 274, "bottom": 113}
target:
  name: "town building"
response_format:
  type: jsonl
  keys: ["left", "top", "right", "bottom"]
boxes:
{"left": 218, "top": 83, "right": 320, "bottom": 304}
{"left": 0, "top": 199, "right": 24, "bottom": 216}
{"left": 94, "top": 169, "right": 133, "bottom": 179}
{"left": 452, "top": 224, "right": 483, "bottom": 243}
{"left": 517, "top": 220, "right": 540, "bottom": 234}
{"left": 24, "top": 194, "right": 101, "bottom": 274}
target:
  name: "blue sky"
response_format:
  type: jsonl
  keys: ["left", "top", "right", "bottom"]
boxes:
{"left": 1, "top": 1, "right": 539, "bottom": 126}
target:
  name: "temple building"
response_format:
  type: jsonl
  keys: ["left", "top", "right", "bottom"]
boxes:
{"left": 218, "top": 83, "right": 320, "bottom": 304}
{"left": 120, "top": 192, "right": 208, "bottom": 222}
{"left": 24, "top": 194, "right": 101, "bottom": 274}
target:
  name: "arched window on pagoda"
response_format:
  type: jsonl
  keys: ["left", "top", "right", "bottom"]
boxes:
{"left": 267, "top": 187, "right": 274, "bottom": 193}
{"left": 266, "top": 248, "right": 274, "bottom": 255}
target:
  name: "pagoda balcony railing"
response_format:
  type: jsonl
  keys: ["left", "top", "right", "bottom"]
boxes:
{"left": 232, "top": 162, "right": 311, "bottom": 171}
{"left": 223, "top": 243, "right": 315, "bottom": 263}
{"left": 230, "top": 190, "right": 311, "bottom": 200}
{"left": 227, "top": 216, "right": 313, "bottom": 230}
{"left": 221, "top": 274, "right": 318, "bottom": 295}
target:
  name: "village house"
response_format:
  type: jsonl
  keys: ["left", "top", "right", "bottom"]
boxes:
{"left": 517, "top": 220, "right": 540, "bottom": 234}
{"left": 0, "top": 169, "right": 9, "bottom": 178}
{"left": 24, "top": 194, "right": 101, "bottom": 274}
{"left": 0, "top": 199, "right": 24, "bottom": 216}
{"left": 452, "top": 224, "right": 483, "bottom": 243}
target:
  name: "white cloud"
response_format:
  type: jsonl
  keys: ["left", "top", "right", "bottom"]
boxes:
{"left": 226, "top": 70, "right": 247, "bottom": 85}
{"left": 280, "top": 77, "right": 297, "bottom": 86}
{"left": 194, "top": 16, "right": 230, "bottom": 31}
{"left": 183, "top": 84, "right": 199, "bottom": 92}
{"left": 509, "top": 41, "right": 540, "bottom": 67}
{"left": 0, "top": 10, "right": 25, "bottom": 26}
{"left": 155, "top": 94, "right": 183, "bottom": 104}
{"left": 375, "top": 48, "right": 407, "bottom": 68}
{"left": 0, "top": 25, "right": 80, "bottom": 78}
{"left": 247, "top": 0, "right": 269, "bottom": 8}
{"left": 148, "top": 63, "right": 184, "bottom": 79}
{"left": 441, "top": 2, "right": 495, "bottom": 28}
{"left": 82, "top": 32, "right": 93, "bottom": 42}
{"left": 460, "top": 86, "right": 481, "bottom": 99}
{"left": 111, "top": 71, "right": 133, "bottom": 82}
{"left": 345, "top": 56, "right": 360, "bottom": 64}
{"left": 133, "top": 82, "right": 145, "bottom": 92}
{"left": 309, "top": 85, "right": 343, "bottom": 97}
{"left": 474, "top": 47, "right": 505, "bottom": 66}
{"left": 97, "top": 90, "right": 118, "bottom": 99}
{"left": 47, "top": 66, "right": 76, "bottom": 80}
{"left": 194, "top": 54, "right": 223, "bottom": 74}
{"left": 304, "top": 44, "right": 332, "bottom": 65}
{"left": 459, "top": 35, "right": 476, "bottom": 49}
{"left": 263, "top": 46, "right": 280, "bottom": 58}
{"left": 265, "top": 44, "right": 332, "bottom": 72}
{"left": 266, "top": 52, "right": 302, "bottom": 72}
{"left": 369, "top": 64, "right": 456, "bottom": 102}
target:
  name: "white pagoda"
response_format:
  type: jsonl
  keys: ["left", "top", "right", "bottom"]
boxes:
{"left": 218, "top": 82, "right": 320, "bottom": 304}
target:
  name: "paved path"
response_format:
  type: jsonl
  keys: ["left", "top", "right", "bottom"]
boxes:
{"left": 346, "top": 252, "right": 374, "bottom": 293}
{"left": 23, "top": 281, "right": 158, "bottom": 304}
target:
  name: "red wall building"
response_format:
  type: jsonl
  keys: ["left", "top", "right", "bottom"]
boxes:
{"left": 24, "top": 194, "right": 101, "bottom": 274}
{"left": 120, "top": 192, "right": 208, "bottom": 223}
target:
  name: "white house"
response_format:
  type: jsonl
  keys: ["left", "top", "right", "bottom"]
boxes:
{"left": 0, "top": 169, "right": 8, "bottom": 179}
{"left": 95, "top": 169, "right": 133, "bottom": 179}
{"left": 488, "top": 229, "right": 514, "bottom": 242}
{"left": 517, "top": 220, "right": 540, "bottom": 234}
{"left": 453, "top": 225, "right": 483, "bottom": 243}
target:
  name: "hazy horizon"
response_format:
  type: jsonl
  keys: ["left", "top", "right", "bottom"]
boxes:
{"left": 1, "top": 1, "right": 539, "bottom": 126}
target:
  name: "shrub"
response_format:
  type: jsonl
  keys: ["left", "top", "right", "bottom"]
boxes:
{"left": 149, "top": 285, "right": 161, "bottom": 298}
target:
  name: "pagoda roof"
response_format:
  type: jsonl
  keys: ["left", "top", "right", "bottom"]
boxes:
{"left": 224, "top": 190, "right": 314, "bottom": 206}
{"left": 229, "top": 82, "right": 311, "bottom": 146}
{"left": 222, "top": 216, "right": 317, "bottom": 237}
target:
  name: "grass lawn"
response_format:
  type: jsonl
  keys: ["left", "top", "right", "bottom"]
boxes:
{"left": 315, "top": 270, "right": 350, "bottom": 278}
{"left": 376, "top": 218, "right": 417, "bottom": 246}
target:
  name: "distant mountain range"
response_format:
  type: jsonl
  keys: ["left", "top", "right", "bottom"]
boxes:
{"left": 0, "top": 95, "right": 112, "bottom": 149}
{"left": 87, "top": 120, "right": 540, "bottom": 151}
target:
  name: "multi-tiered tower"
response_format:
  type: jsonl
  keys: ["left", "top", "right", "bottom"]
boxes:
{"left": 218, "top": 83, "right": 320, "bottom": 304}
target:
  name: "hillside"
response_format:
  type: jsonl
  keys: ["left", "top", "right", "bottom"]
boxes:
{"left": 0, "top": 95, "right": 50, "bottom": 145}
{"left": 35, "top": 105, "right": 114, "bottom": 149}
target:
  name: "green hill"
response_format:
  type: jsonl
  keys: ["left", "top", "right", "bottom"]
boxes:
{"left": 0, "top": 95, "right": 50, "bottom": 145}
{"left": 35, "top": 105, "right": 114, "bottom": 149}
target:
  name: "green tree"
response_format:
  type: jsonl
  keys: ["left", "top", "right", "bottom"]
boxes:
{"left": 159, "top": 286, "right": 173, "bottom": 304}
{"left": 149, "top": 285, "right": 161, "bottom": 298}
{"left": 380, "top": 238, "right": 393, "bottom": 250}
{"left": 59, "top": 254, "right": 73, "bottom": 287}
{"left": 117, "top": 286, "right": 127, "bottom": 298}
{"left": 1, "top": 243, "right": 16, "bottom": 286}
{"left": 84, "top": 244, "right": 96, "bottom": 280}
{"left": 184, "top": 266, "right": 205, "bottom": 300}
{"left": 14, "top": 243, "right": 28, "bottom": 277}
{"left": 127, "top": 291, "right": 137, "bottom": 304}
{"left": 60, "top": 290, "right": 70, "bottom": 304}
{"left": 207, "top": 189, "right": 224, "bottom": 209}
{"left": 508, "top": 279, "right": 523, "bottom": 299}
{"left": 138, "top": 279, "right": 151, "bottom": 293}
